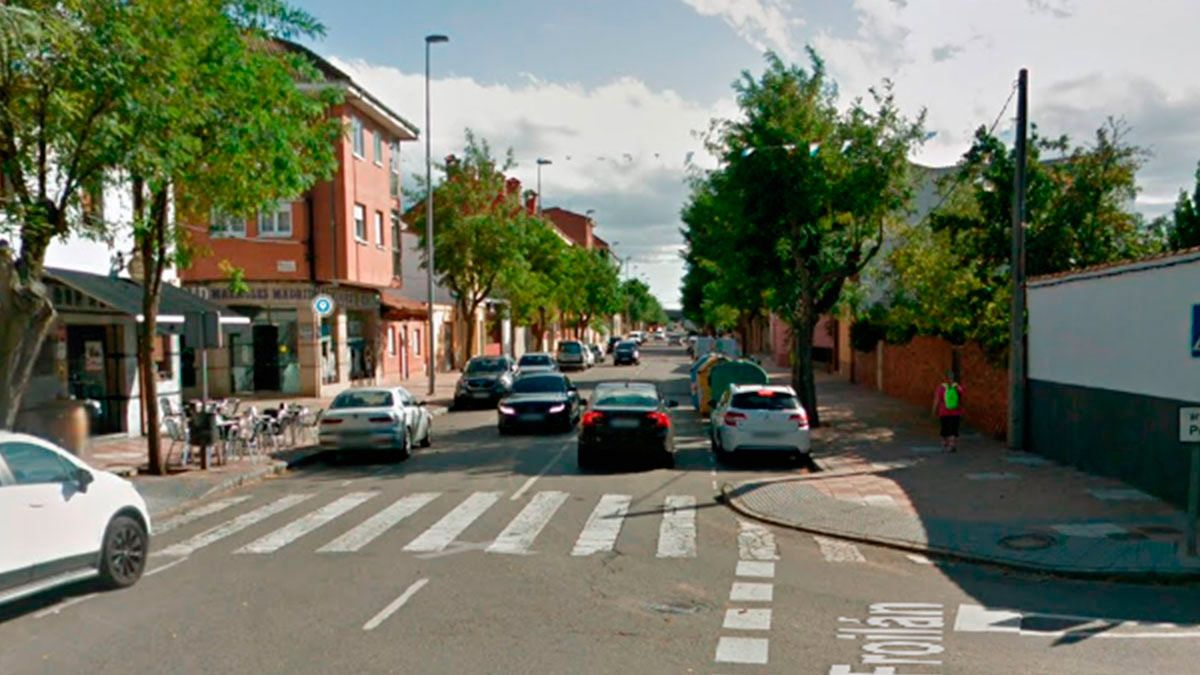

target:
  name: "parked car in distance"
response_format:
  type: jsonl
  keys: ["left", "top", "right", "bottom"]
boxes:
{"left": 556, "top": 340, "right": 591, "bottom": 370}
{"left": 498, "top": 372, "right": 583, "bottom": 434}
{"left": 318, "top": 387, "right": 432, "bottom": 460}
{"left": 710, "top": 384, "right": 810, "bottom": 463}
{"left": 589, "top": 343, "right": 605, "bottom": 364}
{"left": 613, "top": 340, "right": 641, "bottom": 365}
{"left": 652, "top": 329, "right": 665, "bottom": 341}
{"left": 453, "top": 355, "right": 516, "bottom": 409}
{"left": 667, "top": 333, "right": 683, "bottom": 346}
{"left": 606, "top": 336, "right": 622, "bottom": 354}
{"left": 577, "top": 382, "right": 678, "bottom": 470}
{"left": 1, "top": 432, "right": 152, "bottom": 605}
{"left": 628, "top": 331, "right": 645, "bottom": 344}
{"left": 517, "top": 352, "right": 560, "bottom": 374}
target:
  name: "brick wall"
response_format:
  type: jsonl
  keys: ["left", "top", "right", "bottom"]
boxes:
{"left": 852, "top": 336, "right": 1008, "bottom": 439}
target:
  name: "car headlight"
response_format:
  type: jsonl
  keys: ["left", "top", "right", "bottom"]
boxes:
{"left": 499, "top": 404, "right": 516, "bottom": 415}
{"left": 548, "top": 404, "right": 566, "bottom": 414}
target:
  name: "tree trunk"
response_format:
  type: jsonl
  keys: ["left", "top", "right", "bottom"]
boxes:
{"left": 790, "top": 315, "right": 820, "bottom": 428}
{"left": 137, "top": 184, "right": 169, "bottom": 475}
{"left": 463, "top": 299, "right": 479, "bottom": 361}
{"left": 0, "top": 256, "right": 56, "bottom": 429}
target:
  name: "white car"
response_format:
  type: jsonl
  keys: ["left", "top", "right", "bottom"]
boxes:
{"left": 318, "top": 387, "right": 432, "bottom": 460}
{"left": 710, "top": 384, "right": 811, "bottom": 461}
{"left": 517, "top": 352, "right": 560, "bottom": 374}
{"left": 0, "top": 432, "right": 152, "bottom": 605}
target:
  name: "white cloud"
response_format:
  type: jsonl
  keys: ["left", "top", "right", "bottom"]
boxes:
{"left": 681, "top": 0, "right": 803, "bottom": 61}
{"left": 331, "top": 57, "right": 738, "bottom": 308}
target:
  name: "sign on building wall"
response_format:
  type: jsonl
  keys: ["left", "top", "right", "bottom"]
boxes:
{"left": 1182, "top": 407, "right": 1200, "bottom": 443}
{"left": 189, "top": 283, "right": 377, "bottom": 310}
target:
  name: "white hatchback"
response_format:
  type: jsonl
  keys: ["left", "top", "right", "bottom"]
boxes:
{"left": 0, "top": 432, "right": 152, "bottom": 605}
{"left": 710, "top": 385, "right": 811, "bottom": 460}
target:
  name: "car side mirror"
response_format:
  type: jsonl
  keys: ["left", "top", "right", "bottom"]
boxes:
{"left": 76, "top": 467, "right": 94, "bottom": 492}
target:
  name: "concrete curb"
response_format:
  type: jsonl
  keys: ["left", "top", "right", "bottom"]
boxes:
{"left": 719, "top": 481, "right": 1200, "bottom": 584}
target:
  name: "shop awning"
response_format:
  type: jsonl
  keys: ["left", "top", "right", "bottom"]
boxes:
{"left": 45, "top": 268, "right": 250, "bottom": 334}
{"left": 380, "top": 290, "right": 428, "bottom": 321}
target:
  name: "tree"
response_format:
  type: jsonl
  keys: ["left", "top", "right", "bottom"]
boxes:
{"left": 410, "top": 131, "right": 526, "bottom": 363}
{"left": 120, "top": 0, "right": 340, "bottom": 474}
{"left": 1162, "top": 161, "right": 1200, "bottom": 251}
{"left": 879, "top": 120, "right": 1161, "bottom": 357}
{"left": 0, "top": 1, "right": 137, "bottom": 427}
{"left": 499, "top": 214, "right": 568, "bottom": 350}
{"left": 557, "top": 246, "right": 623, "bottom": 337}
{"left": 689, "top": 50, "right": 926, "bottom": 426}
{"left": 622, "top": 278, "right": 667, "bottom": 328}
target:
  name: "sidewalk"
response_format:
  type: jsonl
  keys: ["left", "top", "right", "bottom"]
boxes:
{"left": 725, "top": 372, "right": 1200, "bottom": 580}
{"left": 80, "top": 372, "right": 459, "bottom": 519}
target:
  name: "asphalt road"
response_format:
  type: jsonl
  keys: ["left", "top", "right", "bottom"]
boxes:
{"left": 3, "top": 345, "right": 1200, "bottom": 674}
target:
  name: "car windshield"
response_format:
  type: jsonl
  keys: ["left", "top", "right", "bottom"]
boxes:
{"left": 519, "top": 355, "right": 553, "bottom": 366}
{"left": 330, "top": 391, "right": 393, "bottom": 409}
{"left": 594, "top": 391, "right": 657, "bottom": 408}
{"left": 616, "top": 341, "right": 637, "bottom": 350}
{"left": 466, "top": 358, "right": 508, "bottom": 374}
{"left": 731, "top": 391, "right": 800, "bottom": 411}
{"left": 512, "top": 375, "right": 567, "bottom": 393}
{"left": 559, "top": 342, "right": 583, "bottom": 354}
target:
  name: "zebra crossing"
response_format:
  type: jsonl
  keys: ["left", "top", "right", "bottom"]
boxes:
{"left": 154, "top": 488, "right": 884, "bottom": 565}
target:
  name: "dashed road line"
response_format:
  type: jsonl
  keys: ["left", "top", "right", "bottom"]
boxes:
{"left": 362, "top": 578, "right": 429, "bottom": 631}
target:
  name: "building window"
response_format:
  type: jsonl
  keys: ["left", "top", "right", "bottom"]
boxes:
{"left": 374, "top": 211, "right": 384, "bottom": 248}
{"left": 387, "top": 327, "right": 396, "bottom": 355}
{"left": 153, "top": 335, "right": 174, "bottom": 381}
{"left": 414, "top": 328, "right": 422, "bottom": 356}
{"left": 257, "top": 200, "right": 293, "bottom": 237}
{"left": 391, "top": 211, "right": 403, "bottom": 279}
{"left": 351, "top": 117, "right": 365, "bottom": 158}
{"left": 354, "top": 204, "right": 366, "bottom": 242}
{"left": 390, "top": 141, "right": 400, "bottom": 172}
{"left": 374, "top": 132, "right": 384, "bottom": 165}
{"left": 211, "top": 209, "right": 246, "bottom": 238}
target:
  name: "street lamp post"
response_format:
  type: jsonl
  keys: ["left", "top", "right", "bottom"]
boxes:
{"left": 536, "top": 158, "right": 552, "bottom": 216}
{"left": 425, "top": 33, "right": 448, "bottom": 397}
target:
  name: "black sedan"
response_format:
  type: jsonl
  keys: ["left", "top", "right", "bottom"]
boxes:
{"left": 497, "top": 372, "right": 583, "bottom": 434}
{"left": 612, "top": 340, "right": 640, "bottom": 365}
{"left": 577, "top": 382, "right": 678, "bottom": 469}
{"left": 452, "top": 355, "right": 516, "bottom": 409}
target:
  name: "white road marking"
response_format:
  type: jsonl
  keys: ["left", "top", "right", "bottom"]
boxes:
{"left": 735, "top": 560, "right": 776, "bottom": 578}
{"left": 737, "top": 520, "right": 778, "bottom": 561}
{"left": 487, "top": 491, "right": 570, "bottom": 554}
{"left": 814, "top": 536, "right": 866, "bottom": 563}
{"left": 714, "top": 636, "right": 769, "bottom": 664}
{"left": 729, "top": 582, "right": 773, "bottom": 602}
{"left": 159, "top": 494, "right": 314, "bottom": 557}
{"left": 571, "top": 494, "right": 632, "bottom": 556}
{"left": 656, "top": 495, "right": 698, "bottom": 558}
{"left": 511, "top": 443, "right": 569, "bottom": 501}
{"left": 235, "top": 492, "right": 377, "bottom": 554}
{"left": 362, "top": 578, "right": 429, "bottom": 631}
{"left": 144, "top": 556, "right": 189, "bottom": 577}
{"left": 154, "top": 496, "right": 251, "bottom": 534}
{"left": 403, "top": 491, "right": 503, "bottom": 552}
{"left": 1088, "top": 488, "right": 1154, "bottom": 501}
{"left": 33, "top": 592, "right": 99, "bottom": 618}
{"left": 724, "top": 608, "right": 772, "bottom": 630}
{"left": 953, "top": 604, "right": 1200, "bottom": 638}
{"left": 319, "top": 493, "right": 441, "bottom": 553}
{"left": 1050, "top": 523, "right": 1127, "bottom": 538}
{"left": 906, "top": 553, "right": 934, "bottom": 565}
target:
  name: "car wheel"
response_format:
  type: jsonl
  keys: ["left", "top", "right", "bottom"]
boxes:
{"left": 577, "top": 448, "right": 593, "bottom": 471}
{"left": 98, "top": 514, "right": 148, "bottom": 590}
{"left": 661, "top": 452, "right": 676, "bottom": 469}
{"left": 395, "top": 430, "right": 412, "bottom": 461}
{"left": 499, "top": 425, "right": 512, "bottom": 436}
{"left": 419, "top": 421, "right": 432, "bottom": 448}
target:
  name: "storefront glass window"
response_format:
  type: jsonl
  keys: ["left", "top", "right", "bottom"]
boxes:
{"left": 320, "top": 317, "right": 337, "bottom": 384}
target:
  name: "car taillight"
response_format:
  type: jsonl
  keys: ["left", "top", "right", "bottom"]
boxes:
{"left": 320, "top": 418, "right": 342, "bottom": 425}
{"left": 368, "top": 416, "right": 393, "bottom": 423}
{"left": 789, "top": 413, "right": 809, "bottom": 430}
{"left": 724, "top": 411, "right": 747, "bottom": 426}
{"left": 646, "top": 412, "right": 671, "bottom": 429}
{"left": 582, "top": 411, "right": 605, "bottom": 427}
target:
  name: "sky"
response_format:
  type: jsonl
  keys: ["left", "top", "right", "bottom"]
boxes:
{"left": 236, "top": 2, "right": 1200, "bottom": 307}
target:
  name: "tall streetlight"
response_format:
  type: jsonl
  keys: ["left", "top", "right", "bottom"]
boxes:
{"left": 424, "top": 33, "right": 448, "bottom": 397}
{"left": 536, "top": 158, "right": 552, "bottom": 215}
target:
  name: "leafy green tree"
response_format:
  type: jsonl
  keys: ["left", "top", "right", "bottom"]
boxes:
{"left": 1162, "top": 162, "right": 1200, "bottom": 251}
{"left": 622, "top": 278, "right": 667, "bottom": 328}
{"left": 557, "top": 246, "right": 623, "bottom": 337}
{"left": 692, "top": 50, "right": 926, "bottom": 425}
{"left": 0, "top": 1, "right": 136, "bottom": 427}
{"left": 121, "top": 0, "right": 340, "bottom": 473}
{"left": 409, "top": 131, "right": 527, "bottom": 363}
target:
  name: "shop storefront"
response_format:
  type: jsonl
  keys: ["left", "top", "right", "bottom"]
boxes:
{"left": 184, "top": 281, "right": 380, "bottom": 398}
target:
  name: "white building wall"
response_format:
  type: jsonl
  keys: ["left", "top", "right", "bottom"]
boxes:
{"left": 1028, "top": 254, "right": 1200, "bottom": 402}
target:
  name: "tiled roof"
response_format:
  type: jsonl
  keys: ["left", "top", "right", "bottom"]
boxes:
{"left": 1028, "top": 245, "right": 1200, "bottom": 287}
{"left": 542, "top": 207, "right": 592, "bottom": 248}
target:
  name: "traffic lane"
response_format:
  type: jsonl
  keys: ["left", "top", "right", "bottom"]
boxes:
{"left": 764, "top": 525, "right": 1200, "bottom": 675}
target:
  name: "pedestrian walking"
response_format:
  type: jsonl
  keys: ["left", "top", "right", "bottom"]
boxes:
{"left": 933, "top": 371, "right": 964, "bottom": 452}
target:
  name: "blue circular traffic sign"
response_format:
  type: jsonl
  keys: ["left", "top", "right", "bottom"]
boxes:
{"left": 312, "top": 294, "right": 335, "bottom": 317}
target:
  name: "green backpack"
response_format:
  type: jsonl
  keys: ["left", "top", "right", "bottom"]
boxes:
{"left": 944, "top": 384, "right": 960, "bottom": 410}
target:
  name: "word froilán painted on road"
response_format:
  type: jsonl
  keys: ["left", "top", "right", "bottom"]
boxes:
{"left": 830, "top": 602, "right": 945, "bottom": 675}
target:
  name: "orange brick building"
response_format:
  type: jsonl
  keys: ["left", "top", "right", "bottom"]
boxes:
{"left": 179, "top": 42, "right": 431, "bottom": 398}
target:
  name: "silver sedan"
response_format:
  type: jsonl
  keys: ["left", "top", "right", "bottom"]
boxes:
{"left": 317, "top": 387, "right": 432, "bottom": 460}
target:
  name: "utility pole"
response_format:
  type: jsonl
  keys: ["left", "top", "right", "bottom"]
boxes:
{"left": 424, "top": 34, "right": 448, "bottom": 396}
{"left": 1008, "top": 68, "right": 1029, "bottom": 451}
